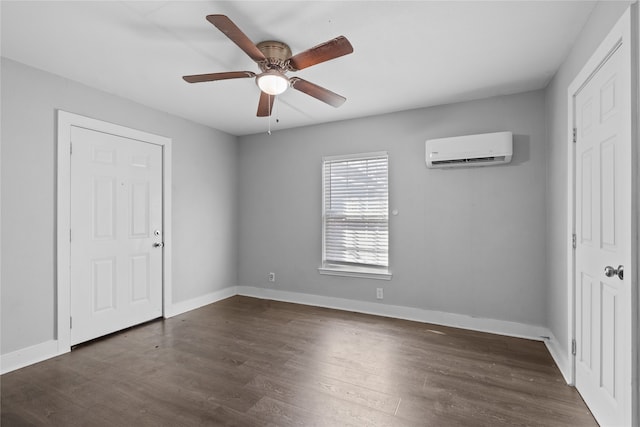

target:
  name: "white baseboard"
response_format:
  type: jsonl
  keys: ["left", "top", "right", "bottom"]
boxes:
{"left": 236, "top": 286, "right": 550, "bottom": 342}
{"left": 1, "top": 340, "right": 60, "bottom": 374}
{"left": 543, "top": 331, "right": 572, "bottom": 384}
{"left": 165, "top": 286, "right": 237, "bottom": 318}
{"left": 2, "top": 286, "right": 566, "bottom": 376}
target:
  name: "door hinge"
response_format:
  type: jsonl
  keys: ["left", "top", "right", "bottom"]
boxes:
{"left": 572, "top": 339, "right": 576, "bottom": 356}
{"left": 572, "top": 128, "right": 577, "bottom": 143}
{"left": 70, "top": 316, "right": 73, "bottom": 329}
{"left": 70, "top": 142, "right": 73, "bottom": 155}
{"left": 572, "top": 233, "right": 577, "bottom": 249}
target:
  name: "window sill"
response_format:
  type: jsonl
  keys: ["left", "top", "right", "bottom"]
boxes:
{"left": 318, "top": 265, "right": 392, "bottom": 281}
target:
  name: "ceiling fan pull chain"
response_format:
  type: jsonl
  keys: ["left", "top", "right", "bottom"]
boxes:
{"left": 268, "top": 94, "right": 272, "bottom": 135}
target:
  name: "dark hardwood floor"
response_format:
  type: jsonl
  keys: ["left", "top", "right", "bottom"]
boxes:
{"left": 2, "top": 296, "right": 596, "bottom": 426}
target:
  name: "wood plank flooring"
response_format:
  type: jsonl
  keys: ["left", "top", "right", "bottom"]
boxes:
{"left": 2, "top": 296, "right": 596, "bottom": 426}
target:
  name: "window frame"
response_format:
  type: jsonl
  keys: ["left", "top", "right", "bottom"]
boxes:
{"left": 319, "top": 151, "right": 392, "bottom": 280}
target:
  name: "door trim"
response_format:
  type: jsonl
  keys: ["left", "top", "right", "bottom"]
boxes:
{"left": 566, "top": 6, "right": 637, "bottom": 425}
{"left": 56, "top": 110, "right": 172, "bottom": 353}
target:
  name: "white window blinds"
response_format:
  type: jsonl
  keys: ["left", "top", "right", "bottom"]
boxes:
{"left": 322, "top": 152, "right": 389, "bottom": 268}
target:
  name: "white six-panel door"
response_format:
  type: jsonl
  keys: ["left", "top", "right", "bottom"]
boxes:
{"left": 573, "top": 20, "right": 632, "bottom": 426}
{"left": 70, "top": 126, "right": 164, "bottom": 345}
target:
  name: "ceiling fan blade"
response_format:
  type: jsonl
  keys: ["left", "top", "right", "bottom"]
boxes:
{"left": 288, "top": 36, "right": 353, "bottom": 71}
{"left": 257, "top": 91, "right": 275, "bottom": 117}
{"left": 206, "top": 15, "right": 266, "bottom": 63}
{"left": 183, "top": 71, "right": 256, "bottom": 83}
{"left": 290, "top": 77, "right": 346, "bottom": 108}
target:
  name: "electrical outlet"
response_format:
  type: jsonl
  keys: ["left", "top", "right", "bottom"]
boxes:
{"left": 268, "top": 272, "right": 275, "bottom": 283}
{"left": 376, "top": 288, "right": 383, "bottom": 300}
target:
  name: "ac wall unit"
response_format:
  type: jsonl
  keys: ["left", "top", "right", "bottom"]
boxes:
{"left": 425, "top": 131, "right": 513, "bottom": 168}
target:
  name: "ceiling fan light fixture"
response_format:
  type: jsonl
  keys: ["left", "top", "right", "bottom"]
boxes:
{"left": 256, "top": 71, "right": 289, "bottom": 95}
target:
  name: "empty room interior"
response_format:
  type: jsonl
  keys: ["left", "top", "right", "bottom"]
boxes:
{"left": 1, "top": 1, "right": 639, "bottom": 426}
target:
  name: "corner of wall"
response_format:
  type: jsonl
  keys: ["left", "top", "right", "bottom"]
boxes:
{"left": 543, "top": 331, "right": 572, "bottom": 384}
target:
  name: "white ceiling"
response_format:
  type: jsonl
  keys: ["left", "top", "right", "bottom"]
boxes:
{"left": 1, "top": 1, "right": 597, "bottom": 136}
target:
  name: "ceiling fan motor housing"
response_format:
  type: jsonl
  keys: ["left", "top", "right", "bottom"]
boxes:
{"left": 256, "top": 41, "right": 292, "bottom": 72}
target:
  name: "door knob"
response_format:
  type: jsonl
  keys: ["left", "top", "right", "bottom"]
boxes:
{"left": 153, "top": 242, "right": 164, "bottom": 248}
{"left": 604, "top": 265, "right": 623, "bottom": 280}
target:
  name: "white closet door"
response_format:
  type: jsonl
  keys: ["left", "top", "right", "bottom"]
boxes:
{"left": 70, "top": 126, "right": 163, "bottom": 345}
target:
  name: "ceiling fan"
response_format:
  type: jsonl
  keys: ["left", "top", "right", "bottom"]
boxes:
{"left": 183, "top": 15, "right": 354, "bottom": 117}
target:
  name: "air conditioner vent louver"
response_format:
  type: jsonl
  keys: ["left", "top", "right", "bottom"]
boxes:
{"left": 431, "top": 156, "right": 507, "bottom": 166}
{"left": 426, "top": 131, "right": 512, "bottom": 169}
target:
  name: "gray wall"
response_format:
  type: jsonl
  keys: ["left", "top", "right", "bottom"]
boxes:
{"left": 238, "top": 90, "right": 548, "bottom": 327}
{"left": 544, "top": 1, "right": 630, "bottom": 357}
{"left": 1, "top": 58, "right": 239, "bottom": 354}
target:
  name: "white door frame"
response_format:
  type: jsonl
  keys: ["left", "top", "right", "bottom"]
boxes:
{"left": 566, "top": 6, "right": 638, "bottom": 424}
{"left": 56, "top": 110, "right": 172, "bottom": 353}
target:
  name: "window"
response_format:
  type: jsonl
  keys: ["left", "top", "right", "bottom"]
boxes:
{"left": 319, "top": 151, "right": 391, "bottom": 280}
